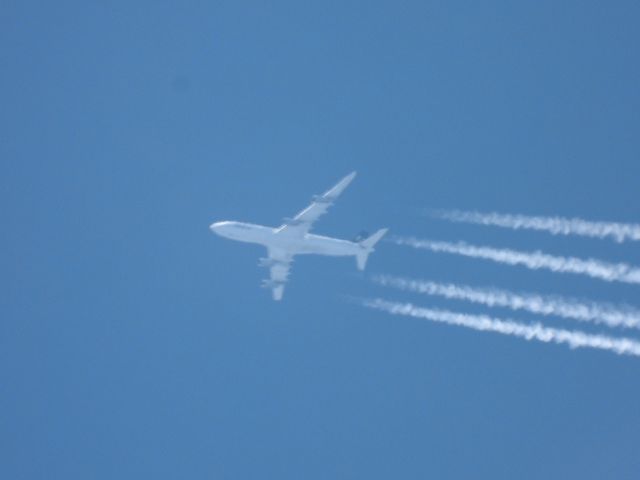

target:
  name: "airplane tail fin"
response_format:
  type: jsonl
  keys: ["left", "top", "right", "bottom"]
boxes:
{"left": 356, "top": 228, "right": 388, "bottom": 271}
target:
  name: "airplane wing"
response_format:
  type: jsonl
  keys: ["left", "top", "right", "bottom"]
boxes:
{"left": 260, "top": 247, "right": 293, "bottom": 301}
{"left": 277, "top": 172, "right": 357, "bottom": 236}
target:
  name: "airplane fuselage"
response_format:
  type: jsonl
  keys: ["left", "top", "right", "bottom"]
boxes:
{"left": 210, "top": 221, "right": 360, "bottom": 257}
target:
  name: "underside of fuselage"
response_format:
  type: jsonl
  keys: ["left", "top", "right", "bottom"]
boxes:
{"left": 284, "top": 233, "right": 358, "bottom": 257}
{"left": 210, "top": 221, "right": 359, "bottom": 257}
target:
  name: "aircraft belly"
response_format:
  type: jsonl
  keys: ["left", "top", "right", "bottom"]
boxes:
{"left": 235, "top": 226, "right": 275, "bottom": 246}
{"left": 295, "top": 236, "right": 356, "bottom": 256}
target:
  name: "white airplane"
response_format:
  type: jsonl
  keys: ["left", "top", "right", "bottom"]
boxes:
{"left": 210, "top": 172, "right": 387, "bottom": 300}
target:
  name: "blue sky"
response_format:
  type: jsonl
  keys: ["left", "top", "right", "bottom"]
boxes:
{"left": 2, "top": 1, "right": 640, "bottom": 478}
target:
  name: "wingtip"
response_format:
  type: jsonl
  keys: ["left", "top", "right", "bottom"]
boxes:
{"left": 272, "top": 285, "right": 285, "bottom": 301}
{"left": 340, "top": 171, "right": 357, "bottom": 186}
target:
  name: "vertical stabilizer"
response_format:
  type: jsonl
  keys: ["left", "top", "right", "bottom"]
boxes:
{"left": 356, "top": 228, "right": 388, "bottom": 270}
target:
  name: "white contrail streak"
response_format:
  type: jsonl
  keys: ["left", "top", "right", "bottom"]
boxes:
{"left": 432, "top": 209, "right": 640, "bottom": 243}
{"left": 393, "top": 236, "right": 640, "bottom": 285}
{"left": 372, "top": 274, "right": 640, "bottom": 330}
{"left": 361, "top": 298, "right": 640, "bottom": 357}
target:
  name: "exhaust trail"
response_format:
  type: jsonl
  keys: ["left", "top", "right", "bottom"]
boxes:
{"left": 361, "top": 298, "right": 640, "bottom": 357}
{"left": 432, "top": 209, "right": 640, "bottom": 243}
{"left": 393, "top": 236, "right": 640, "bottom": 285}
{"left": 372, "top": 274, "right": 640, "bottom": 330}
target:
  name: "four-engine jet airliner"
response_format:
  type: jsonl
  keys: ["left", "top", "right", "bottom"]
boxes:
{"left": 210, "top": 172, "right": 387, "bottom": 300}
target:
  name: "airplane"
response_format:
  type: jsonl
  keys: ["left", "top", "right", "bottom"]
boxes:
{"left": 209, "top": 172, "right": 388, "bottom": 300}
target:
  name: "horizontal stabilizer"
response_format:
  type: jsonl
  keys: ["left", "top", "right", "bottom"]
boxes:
{"left": 356, "top": 228, "right": 388, "bottom": 271}
{"left": 360, "top": 228, "right": 388, "bottom": 250}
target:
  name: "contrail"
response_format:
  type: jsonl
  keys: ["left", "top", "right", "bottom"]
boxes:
{"left": 361, "top": 298, "right": 640, "bottom": 357}
{"left": 432, "top": 209, "right": 640, "bottom": 243}
{"left": 372, "top": 274, "right": 640, "bottom": 330}
{"left": 393, "top": 236, "right": 640, "bottom": 285}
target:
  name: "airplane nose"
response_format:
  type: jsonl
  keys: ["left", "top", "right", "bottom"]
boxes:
{"left": 210, "top": 221, "right": 228, "bottom": 235}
